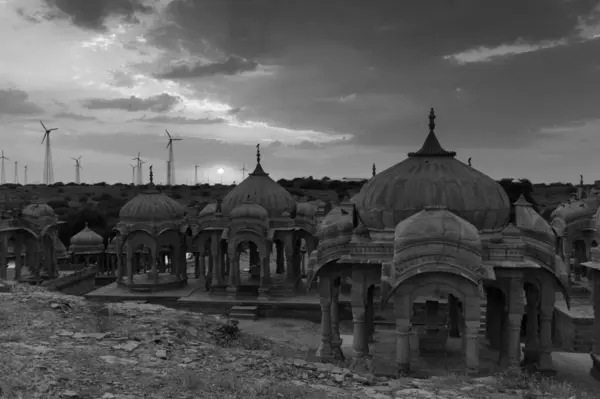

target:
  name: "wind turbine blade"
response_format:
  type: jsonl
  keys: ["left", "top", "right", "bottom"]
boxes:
{"left": 41, "top": 133, "right": 47, "bottom": 144}
{"left": 166, "top": 141, "right": 171, "bottom": 149}
{"left": 165, "top": 129, "right": 171, "bottom": 139}
{"left": 40, "top": 120, "right": 47, "bottom": 130}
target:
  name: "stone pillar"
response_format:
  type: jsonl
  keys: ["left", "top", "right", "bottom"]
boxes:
{"left": 465, "top": 320, "right": 480, "bottom": 371}
{"left": 330, "top": 277, "right": 344, "bottom": 360}
{"left": 395, "top": 292, "right": 411, "bottom": 374}
{"left": 276, "top": 241, "right": 284, "bottom": 274}
{"left": 349, "top": 270, "right": 372, "bottom": 373}
{"left": 316, "top": 275, "right": 333, "bottom": 361}
{"left": 126, "top": 244, "right": 134, "bottom": 282}
{"left": 464, "top": 296, "right": 481, "bottom": 372}
{"left": 226, "top": 249, "right": 238, "bottom": 299}
{"left": 284, "top": 235, "right": 295, "bottom": 284}
{"left": 301, "top": 251, "right": 307, "bottom": 276}
{"left": 366, "top": 286, "right": 375, "bottom": 343}
{"left": 523, "top": 285, "right": 540, "bottom": 365}
{"left": 211, "top": 237, "right": 221, "bottom": 286}
{"left": 258, "top": 245, "right": 272, "bottom": 300}
{"left": 537, "top": 279, "right": 556, "bottom": 374}
{"left": 206, "top": 254, "right": 213, "bottom": 290}
{"left": 506, "top": 276, "right": 524, "bottom": 367}
{"left": 449, "top": 294, "right": 461, "bottom": 338}
{"left": 197, "top": 254, "right": 206, "bottom": 287}
{"left": 590, "top": 268, "right": 600, "bottom": 380}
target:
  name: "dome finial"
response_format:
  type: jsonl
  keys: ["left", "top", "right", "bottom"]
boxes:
{"left": 407, "top": 108, "right": 457, "bottom": 158}
{"left": 149, "top": 165, "right": 154, "bottom": 184}
{"left": 250, "top": 143, "right": 268, "bottom": 176}
{"left": 256, "top": 143, "right": 261, "bottom": 165}
{"left": 429, "top": 108, "right": 436, "bottom": 132}
{"left": 372, "top": 163, "right": 376, "bottom": 177}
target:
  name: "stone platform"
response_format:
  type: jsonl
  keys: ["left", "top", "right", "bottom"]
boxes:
{"left": 554, "top": 293, "right": 594, "bottom": 353}
{"left": 84, "top": 278, "right": 353, "bottom": 322}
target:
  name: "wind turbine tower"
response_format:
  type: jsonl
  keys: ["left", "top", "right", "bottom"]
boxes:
{"left": 40, "top": 120, "right": 58, "bottom": 185}
{"left": 132, "top": 152, "right": 145, "bottom": 185}
{"left": 13, "top": 161, "right": 19, "bottom": 184}
{"left": 0, "top": 150, "right": 8, "bottom": 185}
{"left": 129, "top": 164, "right": 136, "bottom": 185}
{"left": 24, "top": 165, "right": 28, "bottom": 185}
{"left": 71, "top": 156, "right": 83, "bottom": 184}
{"left": 165, "top": 129, "right": 182, "bottom": 186}
{"left": 194, "top": 164, "right": 200, "bottom": 185}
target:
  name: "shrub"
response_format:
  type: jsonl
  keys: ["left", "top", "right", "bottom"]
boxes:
{"left": 209, "top": 319, "right": 240, "bottom": 347}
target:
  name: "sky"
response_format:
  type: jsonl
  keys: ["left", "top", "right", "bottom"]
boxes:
{"left": 0, "top": 0, "right": 599, "bottom": 185}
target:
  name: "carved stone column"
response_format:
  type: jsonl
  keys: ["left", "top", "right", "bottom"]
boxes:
{"left": 206, "top": 254, "right": 213, "bottom": 291}
{"left": 316, "top": 275, "right": 333, "bottom": 361}
{"left": 464, "top": 297, "right": 481, "bottom": 372}
{"left": 226, "top": 246, "right": 239, "bottom": 299}
{"left": 523, "top": 284, "right": 540, "bottom": 365}
{"left": 126, "top": 243, "right": 134, "bottom": 283}
{"left": 394, "top": 291, "right": 411, "bottom": 374}
{"left": 276, "top": 241, "right": 284, "bottom": 274}
{"left": 14, "top": 238, "right": 22, "bottom": 280}
{"left": 0, "top": 240, "right": 6, "bottom": 280}
{"left": 506, "top": 276, "right": 524, "bottom": 367}
{"left": 537, "top": 278, "right": 556, "bottom": 374}
{"left": 258, "top": 245, "right": 272, "bottom": 300}
{"left": 197, "top": 254, "right": 206, "bottom": 287}
{"left": 330, "top": 277, "right": 344, "bottom": 360}
{"left": 211, "top": 236, "right": 221, "bottom": 287}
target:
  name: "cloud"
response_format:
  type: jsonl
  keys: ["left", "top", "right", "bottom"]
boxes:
{"left": 155, "top": 56, "right": 259, "bottom": 79}
{"left": 445, "top": 39, "right": 568, "bottom": 64}
{"left": 109, "top": 69, "right": 137, "bottom": 88}
{"left": 81, "top": 93, "right": 182, "bottom": 112}
{"left": 131, "top": 115, "right": 225, "bottom": 125}
{"left": 54, "top": 111, "right": 98, "bottom": 121}
{"left": 0, "top": 89, "right": 44, "bottom": 115}
{"left": 41, "top": 0, "right": 153, "bottom": 32}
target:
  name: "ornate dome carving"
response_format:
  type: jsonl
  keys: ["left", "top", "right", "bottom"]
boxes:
{"left": 552, "top": 196, "right": 599, "bottom": 224}
{"left": 351, "top": 109, "right": 510, "bottom": 231}
{"left": 514, "top": 195, "right": 555, "bottom": 244}
{"left": 119, "top": 185, "right": 186, "bottom": 225}
{"left": 69, "top": 222, "right": 105, "bottom": 254}
{"left": 316, "top": 206, "right": 354, "bottom": 243}
{"left": 221, "top": 146, "right": 296, "bottom": 217}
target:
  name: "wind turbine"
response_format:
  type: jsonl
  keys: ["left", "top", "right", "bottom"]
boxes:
{"left": 0, "top": 150, "right": 8, "bottom": 185}
{"left": 132, "top": 152, "right": 145, "bottom": 185}
{"left": 13, "top": 161, "right": 19, "bottom": 184}
{"left": 129, "top": 164, "right": 136, "bottom": 185}
{"left": 165, "top": 129, "right": 182, "bottom": 186}
{"left": 23, "top": 165, "right": 28, "bottom": 185}
{"left": 71, "top": 156, "right": 83, "bottom": 184}
{"left": 40, "top": 120, "right": 58, "bottom": 185}
{"left": 240, "top": 164, "right": 248, "bottom": 181}
{"left": 194, "top": 164, "right": 200, "bottom": 185}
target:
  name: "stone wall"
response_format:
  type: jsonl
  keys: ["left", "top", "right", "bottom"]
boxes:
{"left": 553, "top": 307, "right": 594, "bottom": 353}
{"left": 42, "top": 266, "right": 98, "bottom": 296}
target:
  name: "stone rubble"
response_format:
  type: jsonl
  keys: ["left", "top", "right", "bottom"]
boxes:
{"left": 0, "top": 288, "right": 581, "bottom": 399}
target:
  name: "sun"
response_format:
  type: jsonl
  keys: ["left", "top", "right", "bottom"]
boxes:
{"left": 217, "top": 168, "right": 225, "bottom": 175}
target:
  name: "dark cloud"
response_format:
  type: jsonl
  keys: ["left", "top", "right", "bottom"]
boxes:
{"left": 54, "top": 112, "right": 98, "bottom": 121}
{"left": 140, "top": 0, "right": 600, "bottom": 150}
{"left": 0, "top": 89, "right": 44, "bottom": 115}
{"left": 131, "top": 115, "right": 226, "bottom": 125}
{"left": 41, "top": 0, "right": 153, "bottom": 31}
{"left": 81, "top": 93, "right": 181, "bottom": 113}
{"left": 154, "top": 56, "right": 259, "bottom": 79}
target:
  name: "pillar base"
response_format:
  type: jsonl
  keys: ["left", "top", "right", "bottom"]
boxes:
{"left": 316, "top": 343, "right": 333, "bottom": 361}
{"left": 350, "top": 355, "right": 374, "bottom": 374}
{"left": 331, "top": 345, "right": 345, "bottom": 361}
{"left": 257, "top": 288, "right": 271, "bottom": 301}
{"left": 522, "top": 347, "right": 540, "bottom": 365}
{"left": 590, "top": 353, "right": 600, "bottom": 381}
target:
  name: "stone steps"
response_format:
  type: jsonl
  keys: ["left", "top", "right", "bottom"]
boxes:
{"left": 229, "top": 305, "right": 259, "bottom": 320}
{"left": 268, "top": 285, "right": 296, "bottom": 297}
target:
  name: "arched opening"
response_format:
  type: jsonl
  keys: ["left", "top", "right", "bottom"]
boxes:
{"left": 392, "top": 272, "right": 481, "bottom": 373}
{"left": 236, "top": 239, "right": 262, "bottom": 287}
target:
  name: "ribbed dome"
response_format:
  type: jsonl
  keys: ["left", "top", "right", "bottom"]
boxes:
{"left": 22, "top": 203, "right": 56, "bottom": 219}
{"left": 55, "top": 237, "right": 68, "bottom": 259}
{"left": 69, "top": 223, "right": 105, "bottom": 254}
{"left": 119, "top": 185, "right": 186, "bottom": 224}
{"left": 352, "top": 109, "right": 510, "bottom": 231}
{"left": 551, "top": 196, "right": 599, "bottom": 224}
{"left": 221, "top": 159, "right": 296, "bottom": 217}
{"left": 71, "top": 223, "right": 103, "bottom": 246}
{"left": 230, "top": 203, "right": 268, "bottom": 220}
{"left": 395, "top": 207, "right": 481, "bottom": 250}
{"left": 198, "top": 203, "right": 217, "bottom": 218}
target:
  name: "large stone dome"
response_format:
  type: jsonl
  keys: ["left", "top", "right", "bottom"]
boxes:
{"left": 69, "top": 222, "right": 105, "bottom": 254}
{"left": 352, "top": 109, "right": 510, "bottom": 231}
{"left": 119, "top": 186, "right": 186, "bottom": 224}
{"left": 221, "top": 154, "right": 296, "bottom": 217}
{"left": 22, "top": 203, "right": 56, "bottom": 219}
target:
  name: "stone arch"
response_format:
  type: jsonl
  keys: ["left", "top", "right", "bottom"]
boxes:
{"left": 228, "top": 231, "right": 266, "bottom": 261}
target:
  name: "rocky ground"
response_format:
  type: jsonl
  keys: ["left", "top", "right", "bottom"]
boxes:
{"left": 0, "top": 282, "right": 593, "bottom": 399}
